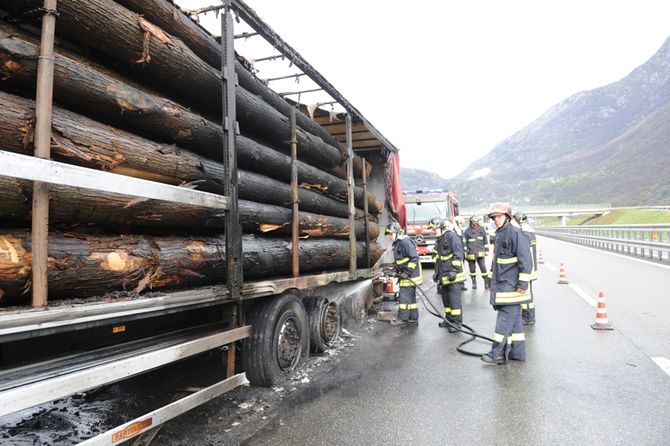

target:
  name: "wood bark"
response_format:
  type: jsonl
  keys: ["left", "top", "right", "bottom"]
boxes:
{"left": 0, "top": 22, "right": 381, "bottom": 214}
{"left": 113, "top": 0, "right": 372, "bottom": 178}
{"left": 2, "top": 1, "right": 357, "bottom": 175}
{"left": 0, "top": 177, "right": 379, "bottom": 239}
{"left": 0, "top": 91, "right": 367, "bottom": 220}
{"left": 0, "top": 229, "right": 382, "bottom": 303}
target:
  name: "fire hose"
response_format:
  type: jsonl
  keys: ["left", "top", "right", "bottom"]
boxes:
{"left": 407, "top": 276, "right": 494, "bottom": 357}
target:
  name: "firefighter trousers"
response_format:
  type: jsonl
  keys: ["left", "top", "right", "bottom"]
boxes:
{"left": 440, "top": 283, "right": 462, "bottom": 324}
{"left": 467, "top": 257, "right": 488, "bottom": 279}
{"left": 488, "top": 304, "right": 526, "bottom": 361}
{"left": 397, "top": 286, "right": 419, "bottom": 321}
{"left": 521, "top": 282, "right": 536, "bottom": 323}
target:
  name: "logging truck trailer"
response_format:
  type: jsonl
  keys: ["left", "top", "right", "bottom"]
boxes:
{"left": 403, "top": 190, "right": 460, "bottom": 263}
{"left": 0, "top": 0, "right": 402, "bottom": 441}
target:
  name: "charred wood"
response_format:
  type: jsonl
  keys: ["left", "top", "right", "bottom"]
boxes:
{"left": 113, "top": 0, "right": 371, "bottom": 177}
{"left": 0, "top": 23, "right": 381, "bottom": 214}
{"left": 0, "top": 91, "right": 365, "bottom": 220}
{"left": 0, "top": 177, "right": 378, "bottom": 238}
{"left": 0, "top": 229, "right": 382, "bottom": 303}
{"left": 1, "top": 1, "right": 352, "bottom": 173}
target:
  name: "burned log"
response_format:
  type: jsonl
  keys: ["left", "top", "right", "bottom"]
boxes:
{"left": 0, "top": 229, "right": 383, "bottom": 303}
{"left": 0, "top": 23, "right": 381, "bottom": 214}
{"left": 113, "top": 0, "right": 372, "bottom": 178}
{"left": 0, "top": 91, "right": 367, "bottom": 220}
{"left": 0, "top": 177, "right": 379, "bottom": 238}
{"left": 1, "top": 1, "right": 354, "bottom": 174}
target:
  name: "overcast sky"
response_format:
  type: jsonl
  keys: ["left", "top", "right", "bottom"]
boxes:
{"left": 180, "top": 0, "right": 670, "bottom": 179}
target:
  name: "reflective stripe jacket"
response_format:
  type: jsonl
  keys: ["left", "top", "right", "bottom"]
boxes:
{"left": 463, "top": 226, "right": 489, "bottom": 260}
{"left": 520, "top": 222, "right": 538, "bottom": 281}
{"left": 393, "top": 236, "right": 423, "bottom": 287}
{"left": 489, "top": 222, "right": 532, "bottom": 306}
{"left": 432, "top": 229, "right": 466, "bottom": 285}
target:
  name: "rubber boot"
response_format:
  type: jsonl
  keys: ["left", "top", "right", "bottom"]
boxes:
{"left": 461, "top": 282, "right": 468, "bottom": 291}
{"left": 484, "top": 277, "right": 491, "bottom": 290}
{"left": 471, "top": 277, "right": 477, "bottom": 290}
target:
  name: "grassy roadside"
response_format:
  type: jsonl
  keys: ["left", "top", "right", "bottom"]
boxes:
{"left": 536, "top": 208, "right": 670, "bottom": 226}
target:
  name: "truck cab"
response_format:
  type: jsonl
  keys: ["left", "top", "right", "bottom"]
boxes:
{"left": 403, "top": 190, "right": 459, "bottom": 263}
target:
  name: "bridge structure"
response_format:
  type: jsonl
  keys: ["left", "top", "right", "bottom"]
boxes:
{"left": 461, "top": 203, "right": 613, "bottom": 226}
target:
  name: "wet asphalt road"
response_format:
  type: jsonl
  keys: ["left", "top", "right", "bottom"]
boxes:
{"left": 246, "top": 236, "right": 670, "bottom": 445}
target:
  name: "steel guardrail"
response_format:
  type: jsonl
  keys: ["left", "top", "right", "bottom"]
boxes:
{"left": 536, "top": 224, "right": 670, "bottom": 262}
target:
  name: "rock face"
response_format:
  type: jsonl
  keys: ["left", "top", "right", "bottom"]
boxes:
{"left": 455, "top": 35, "right": 670, "bottom": 206}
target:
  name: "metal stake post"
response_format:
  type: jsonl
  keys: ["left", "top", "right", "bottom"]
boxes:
{"left": 221, "top": 0, "right": 242, "bottom": 376}
{"left": 346, "top": 114, "right": 356, "bottom": 277}
{"left": 31, "top": 0, "right": 58, "bottom": 308}
{"left": 361, "top": 157, "right": 371, "bottom": 268}
{"left": 290, "top": 107, "right": 300, "bottom": 277}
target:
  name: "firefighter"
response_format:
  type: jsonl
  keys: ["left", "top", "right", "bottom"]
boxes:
{"left": 385, "top": 221, "right": 422, "bottom": 327}
{"left": 463, "top": 215, "right": 490, "bottom": 290}
{"left": 514, "top": 212, "right": 537, "bottom": 325}
{"left": 481, "top": 203, "right": 532, "bottom": 364}
{"left": 430, "top": 218, "right": 466, "bottom": 332}
{"left": 454, "top": 216, "right": 468, "bottom": 291}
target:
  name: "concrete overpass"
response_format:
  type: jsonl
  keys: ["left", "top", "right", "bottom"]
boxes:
{"left": 460, "top": 203, "right": 612, "bottom": 226}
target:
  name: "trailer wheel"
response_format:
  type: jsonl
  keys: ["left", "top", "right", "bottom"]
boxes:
{"left": 243, "top": 293, "right": 309, "bottom": 387}
{"left": 305, "top": 296, "right": 341, "bottom": 353}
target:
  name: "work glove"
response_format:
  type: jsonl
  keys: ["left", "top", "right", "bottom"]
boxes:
{"left": 492, "top": 305, "right": 500, "bottom": 311}
{"left": 446, "top": 270, "right": 457, "bottom": 281}
{"left": 399, "top": 270, "right": 410, "bottom": 280}
{"left": 432, "top": 270, "right": 439, "bottom": 283}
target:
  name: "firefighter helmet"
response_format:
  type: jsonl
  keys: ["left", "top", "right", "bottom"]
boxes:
{"left": 514, "top": 212, "right": 528, "bottom": 224}
{"left": 427, "top": 216, "right": 442, "bottom": 230}
{"left": 487, "top": 202, "right": 512, "bottom": 219}
{"left": 384, "top": 221, "right": 403, "bottom": 236}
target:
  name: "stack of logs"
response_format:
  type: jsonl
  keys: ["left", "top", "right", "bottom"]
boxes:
{"left": 0, "top": 0, "right": 384, "bottom": 305}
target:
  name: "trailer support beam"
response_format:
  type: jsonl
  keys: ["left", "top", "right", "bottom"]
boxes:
{"left": 221, "top": 1, "right": 243, "bottom": 300}
{"left": 346, "top": 114, "right": 357, "bottom": 278}
{"left": 30, "top": 0, "right": 58, "bottom": 308}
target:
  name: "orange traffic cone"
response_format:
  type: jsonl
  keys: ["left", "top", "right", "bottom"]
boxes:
{"left": 538, "top": 250, "right": 544, "bottom": 264}
{"left": 556, "top": 263, "right": 569, "bottom": 284}
{"left": 591, "top": 291, "right": 613, "bottom": 330}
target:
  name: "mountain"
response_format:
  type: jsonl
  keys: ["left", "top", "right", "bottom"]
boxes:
{"left": 400, "top": 168, "right": 450, "bottom": 192}
{"left": 450, "top": 35, "right": 670, "bottom": 207}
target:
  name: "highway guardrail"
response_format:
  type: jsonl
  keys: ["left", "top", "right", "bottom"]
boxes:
{"left": 536, "top": 224, "right": 670, "bottom": 262}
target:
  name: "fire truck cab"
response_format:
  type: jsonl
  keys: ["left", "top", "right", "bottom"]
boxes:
{"left": 403, "top": 190, "right": 459, "bottom": 264}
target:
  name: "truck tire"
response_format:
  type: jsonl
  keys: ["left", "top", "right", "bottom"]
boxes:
{"left": 304, "top": 295, "right": 341, "bottom": 353}
{"left": 243, "top": 293, "right": 309, "bottom": 387}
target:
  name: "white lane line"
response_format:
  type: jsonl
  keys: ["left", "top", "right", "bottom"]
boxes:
{"left": 568, "top": 283, "right": 597, "bottom": 307}
{"left": 537, "top": 236, "right": 670, "bottom": 270}
{"left": 652, "top": 357, "right": 670, "bottom": 378}
{"left": 544, "top": 262, "right": 557, "bottom": 272}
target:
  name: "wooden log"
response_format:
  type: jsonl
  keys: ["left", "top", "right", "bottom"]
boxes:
{"left": 0, "top": 91, "right": 366, "bottom": 220}
{"left": 2, "top": 2, "right": 351, "bottom": 174}
{"left": 0, "top": 176, "right": 379, "bottom": 239}
{"left": 0, "top": 229, "right": 383, "bottom": 303}
{"left": 0, "top": 22, "right": 381, "bottom": 214}
{"left": 113, "top": 0, "right": 372, "bottom": 178}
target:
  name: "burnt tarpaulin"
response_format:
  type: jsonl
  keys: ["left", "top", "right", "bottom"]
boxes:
{"left": 385, "top": 151, "right": 405, "bottom": 227}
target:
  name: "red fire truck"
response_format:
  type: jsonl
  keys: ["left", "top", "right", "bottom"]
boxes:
{"left": 403, "top": 190, "right": 460, "bottom": 263}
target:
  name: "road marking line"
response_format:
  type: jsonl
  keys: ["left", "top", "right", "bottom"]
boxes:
{"left": 567, "top": 283, "right": 597, "bottom": 307}
{"left": 537, "top": 236, "right": 670, "bottom": 270}
{"left": 652, "top": 357, "right": 670, "bottom": 377}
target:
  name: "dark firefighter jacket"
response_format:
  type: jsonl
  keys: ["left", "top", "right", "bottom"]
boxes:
{"left": 393, "top": 236, "right": 423, "bottom": 287}
{"left": 489, "top": 222, "right": 532, "bottom": 306}
{"left": 520, "top": 223, "right": 538, "bottom": 281}
{"left": 431, "top": 229, "right": 466, "bottom": 285}
{"left": 463, "top": 226, "right": 489, "bottom": 260}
